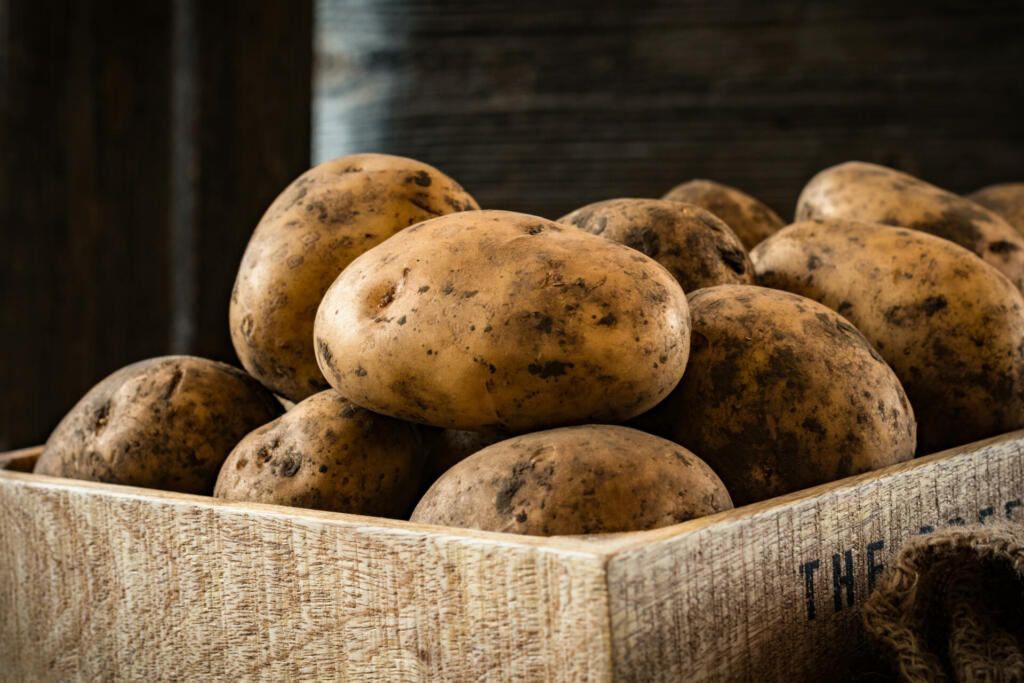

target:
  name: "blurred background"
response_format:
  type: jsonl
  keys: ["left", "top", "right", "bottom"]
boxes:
{"left": 2, "top": 0, "right": 1022, "bottom": 449}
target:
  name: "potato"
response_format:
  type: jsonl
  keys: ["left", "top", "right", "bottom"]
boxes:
{"left": 795, "top": 161, "right": 1024, "bottom": 290}
{"left": 558, "top": 198, "right": 754, "bottom": 292}
{"left": 314, "top": 210, "right": 690, "bottom": 433}
{"left": 410, "top": 425, "right": 732, "bottom": 535}
{"left": 662, "top": 179, "right": 785, "bottom": 250}
{"left": 752, "top": 219, "right": 1024, "bottom": 454}
{"left": 635, "top": 285, "right": 916, "bottom": 506}
{"left": 34, "top": 356, "right": 282, "bottom": 494}
{"left": 230, "top": 153, "right": 479, "bottom": 402}
{"left": 421, "top": 428, "right": 504, "bottom": 491}
{"left": 214, "top": 390, "right": 424, "bottom": 517}
{"left": 968, "top": 183, "right": 1024, "bottom": 236}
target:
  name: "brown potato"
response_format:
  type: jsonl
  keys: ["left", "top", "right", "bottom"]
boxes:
{"left": 410, "top": 425, "right": 733, "bottom": 535}
{"left": 662, "top": 179, "right": 785, "bottom": 250}
{"left": 421, "top": 428, "right": 504, "bottom": 492}
{"left": 636, "top": 285, "right": 916, "bottom": 506}
{"left": 314, "top": 210, "right": 691, "bottom": 433}
{"left": 214, "top": 390, "right": 424, "bottom": 517}
{"left": 968, "top": 183, "right": 1024, "bottom": 236}
{"left": 34, "top": 356, "right": 282, "bottom": 494}
{"left": 752, "top": 219, "right": 1024, "bottom": 454}
{"left": 230, "top": 153, "right": 479, "bottom": 402}
{"left": 795, "top": 161, "right": 1024, "bottom": 290}
{"left": 558, "top": 198, "right": 754, "bottom": 292}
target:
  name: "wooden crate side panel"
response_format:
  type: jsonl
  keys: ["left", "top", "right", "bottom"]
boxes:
{"left": 605, "top": 433, "right": 1024, "bottom": 681}
{"left": 0, "top": 475, "right": 612, "bottom": 681}
{"left": 0, "top": 447, "right": 39, "bottom": 472}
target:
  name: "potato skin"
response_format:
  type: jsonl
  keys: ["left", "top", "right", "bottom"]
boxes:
{"left": 558, "top": 198, "right": 754, "bottom": 292}
{"left": 34, "top": 356, "right": 283, "bottom": 494}
{"left": 662, "top": 179, "right": 785, "bottom": 250}
{"left": 752, "top": 219, "right": 1024, "bottom": 454}
{"left": 314, "top": 210, "right": 691, "bottom": 433}
{"left": 230, "top": 153, "right": 479, "bottom": 401}
{"left": 968, "top": 183, "right": 1024, "bottom": 236}
{"left": 410, "top": 425, "right": 733, "bottom": 535}
{"left": 420, "top": 428, "right": 504, "bottom": 492}
{"left": 636, "top": 285, "right": 916, "bottom": 506}
{"left": 795, "top": 161, "right": 1024, "bottom": 290}
{"left": 214, "top": 390, "right": 424, "bottom": 517}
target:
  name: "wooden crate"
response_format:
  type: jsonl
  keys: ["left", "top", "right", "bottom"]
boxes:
{"left": 2, "top": 432, "right": 1023, "bottom": 681}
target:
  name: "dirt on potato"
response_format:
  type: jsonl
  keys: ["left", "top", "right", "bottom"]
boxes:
{"left": 34, "top": 356, "right": 283, "bottom": 494}
{"left": 410, "top": 425, "right": 732, "bottom": 536}
{"left": 559, "top": 197, "right": 754, "bottom": 293}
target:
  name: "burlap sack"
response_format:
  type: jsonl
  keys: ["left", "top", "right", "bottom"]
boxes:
{"left": 862, "top": 522, "right": 1024, "bottom": 682}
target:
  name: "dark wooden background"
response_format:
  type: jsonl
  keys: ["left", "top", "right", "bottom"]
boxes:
{"left": 3, "top": 0, "right": 1024, "bottom": 449}
{"left": 314, "top": 0, "right": 1024, "bottom": 220}
{"left": 0, "top": 1, "right": 312, "bottom": 449}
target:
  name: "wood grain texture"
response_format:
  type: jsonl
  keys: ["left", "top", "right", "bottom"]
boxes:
{"left": 0, "top": 0, "right": 312, "bottom": 450}
{"left": 0, "top": 1, "right": 174, "bottom": 451}
{"left": 4, "top": 434, "right": 1024, "bottom": 680}
{"left": 0, "top": 457, "right": 612, "bottom": 681}
{"left": 605, "top": 430, "right": 1024, "bottom": 681}
{"left": 0, "top": 447, "right": 40, "bottom": 472}
{"left": 314, "top": 0, "right": 1024, "bottom": 221}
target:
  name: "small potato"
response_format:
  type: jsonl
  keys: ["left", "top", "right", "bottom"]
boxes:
{"left": 314, "top": 210, "right": 690, "bottom": 433}
{"left": 558, "top": 198, "right": 753, "bottom": 292}
{"left": 662, "top": 179, "right": 785, "bottom": 250}
{"left": 636, "top": 285, "right": 916, "bottom": 506}
{"left": 796, "top": 161, "right": 1024, "bottom": 290}
{"left": 752, "top": 219, "right": 1024, "bottom": 454}
{"left": 230, "top": 153, "right": 479, "bottom": 402}
{"left": 214, "top": 391, "right": 424, "bottom": 517}
{"left": 34, "top": 356, "right": 282, "bottom": 494}
{"left": 968, "top": 183, "right": 1024, "bottom": 236}
{"left": 410, "top": 425, "right": 733, "bottom": 536}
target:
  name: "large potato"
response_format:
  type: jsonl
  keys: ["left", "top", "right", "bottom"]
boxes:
{"left": 410, "top": 425, "right": 733, "bottom": 536}
{"left": 214, "top": 390, "right": 424, "bottom": 517}
{"left": 752, "top": 219, "right": 1024, "bottom": 454}
{"left": 969, "top": 183, "right": 1024, "bottom": 236}
{"left": 314, "top": 210, "right": 690, "bottom": 433}
{"left": 230, "top": 153, "right": 479, "bottom": 401}
{"left": 795, "top": 161, "right": 1024, "bottom": 290}
{"left": 34, "top": 356, "right": 282, "bottom": 494}
{"left": 636, "top": 285, "right": 916, "bottom": 506}
{"left": 558, "top": 198, "right": 754, "bottom": 292}
{"left": 662, "top": 179, "right": 785, "bottom": 250}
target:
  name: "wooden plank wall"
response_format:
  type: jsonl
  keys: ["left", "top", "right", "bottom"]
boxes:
{"left": 0, "top": 1, "right": 312, "bottom": 449}
{"left": 314, "top": 0, "right": 1024, "bottom": 221}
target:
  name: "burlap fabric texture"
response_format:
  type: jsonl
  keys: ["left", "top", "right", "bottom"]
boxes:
{"left": 862, "top": 522, "right": 1024, "bottom": 682}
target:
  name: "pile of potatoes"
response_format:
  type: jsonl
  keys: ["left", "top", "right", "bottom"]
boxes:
{"left": 32, "top": 154, "right": 1024, "bottom": 536}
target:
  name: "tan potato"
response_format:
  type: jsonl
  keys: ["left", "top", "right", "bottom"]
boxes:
{"left": 230, "top": 153, "right": 479, "bottom": 401}
{"left": 214, "top": 390, "right": 424, "bottom": 517}
{"left": 410, "top": 425, "right": 732, "bottom": 535}
{"left": 558, "top": 198, "right": 754, "bottom": 292}
{"left": 795, "top": 161, "right": 1024, "bottom": 290}
{"left": 635, "top": 285, "right": 916, "bottom": 506}
{"left": 662, "top": 179, "right": 785, "bottom": 250}
{"left": 34, "top": 356, "right": 282, "bottom": 494}
{"left": 968, "top": 183, "right": 1024, "bottom": 236}
{"left": 752, "top": 219, "right": 1024, "bottom": 454}
{"left": 314, "top": 210, "right": 691, "bottom": 433}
